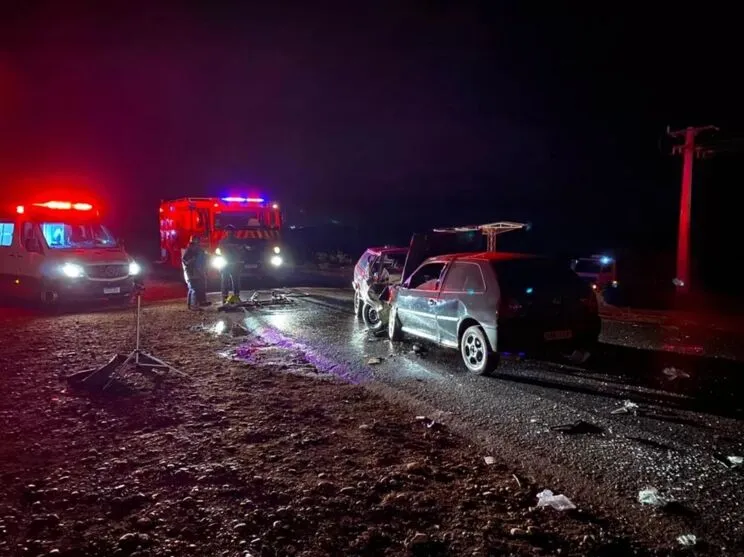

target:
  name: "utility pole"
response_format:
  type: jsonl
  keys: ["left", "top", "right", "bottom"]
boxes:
{"left": 667, "top": 125, "right": 718, "bottom": 294}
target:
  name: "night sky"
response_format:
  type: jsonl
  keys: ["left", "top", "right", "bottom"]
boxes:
{"left": 1, "top": 3, "right": 741, "bottom": 288}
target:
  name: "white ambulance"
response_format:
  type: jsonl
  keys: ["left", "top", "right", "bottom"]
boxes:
{"left": 0, "top": 199, "right": 141, "bottom": 305}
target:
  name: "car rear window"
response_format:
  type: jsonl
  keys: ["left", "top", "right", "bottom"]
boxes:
{"left": 492, "top": 258, "right": 580, "bottom": 293}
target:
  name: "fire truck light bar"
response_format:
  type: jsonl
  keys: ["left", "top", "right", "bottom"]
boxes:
{"left": 30, "top": 201, "right": 94, "bottom": 211}
{"left": 221, "top": 196, "right": 265, "bottom": 203}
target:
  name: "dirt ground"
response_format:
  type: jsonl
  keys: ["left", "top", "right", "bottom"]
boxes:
{"left": 0, "top": 301, "right": 683, "bottom": 556}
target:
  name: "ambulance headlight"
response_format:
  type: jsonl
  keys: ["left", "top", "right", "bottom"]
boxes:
{"left": 273, "top": 246, "right": 281, "bottom": 254}
{"left": 61, "top": 262, "right": 84, "bottom": 278}
{"left": 270, "top": 255, "right": 283, "bottom": 267}
{"left": 128, "top": 261, "right": 142, "bottom": 276}
{"left": 212, "top": 255, "right": 227, "bottom": 270}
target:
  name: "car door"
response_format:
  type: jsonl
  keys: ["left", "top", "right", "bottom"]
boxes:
{"left": 436, "top": 261, "right": 487, "bottom": 348}
{"left": 395, "top": 261, "right": 446, "bottom": 342}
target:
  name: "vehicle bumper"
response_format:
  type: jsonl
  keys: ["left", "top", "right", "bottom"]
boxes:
{"left": 498, "top": 313, "right": 601, "bottom": 351}
{"left": 44, "top": 277, "right": 136, "bottom": 303}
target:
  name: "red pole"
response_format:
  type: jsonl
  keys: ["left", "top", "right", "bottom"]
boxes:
{"left": 676, "top": 127, "right": 695, "bottom": 294}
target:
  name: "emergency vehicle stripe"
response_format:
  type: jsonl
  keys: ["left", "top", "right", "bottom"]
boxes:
{"left": 212, "top": 230, "right": 279, "bottom": 241}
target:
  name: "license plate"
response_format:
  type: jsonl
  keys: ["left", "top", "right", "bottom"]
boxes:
{"left": 244, "top": 264, "right": 258, "bottom": 269}
{"left": 103, "top": 287, "right": 121, "bottom": 295}
{"left": 544, "top": 330, "right": 572, "bottom": 341}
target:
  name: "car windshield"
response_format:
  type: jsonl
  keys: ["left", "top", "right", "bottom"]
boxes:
{"left": 215, "top": 212, "right": 265, "bottom": 229}
{"left": 574, "top": 260, "right": 603, "bottom": 274}
{"left": 42, "top": 222, "right": 118, "bottom": 249}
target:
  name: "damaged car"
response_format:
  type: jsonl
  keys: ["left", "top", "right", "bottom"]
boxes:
{"left": 352, "top": 246, "right": 408, "bottom": 328}
{"left": 387, "top": 252, "right": 601, "bottom": 374}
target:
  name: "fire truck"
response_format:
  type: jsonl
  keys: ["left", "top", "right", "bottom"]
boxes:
{"left": 159, "top": 196, "right": 285, "bottom": 275}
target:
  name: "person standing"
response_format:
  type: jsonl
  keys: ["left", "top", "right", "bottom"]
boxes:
{"left": 218, "top": 225, "right": 242, "bottom": 303}
{"left": 182, "top": 236, "right": 209, "bottom": 309}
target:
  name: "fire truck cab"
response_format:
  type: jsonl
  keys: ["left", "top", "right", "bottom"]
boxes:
{"left": 0, "top": 200, "right": 141, "bottom": 305}
{"left": 159, "top": 196, "right": 285, "bottom": 275}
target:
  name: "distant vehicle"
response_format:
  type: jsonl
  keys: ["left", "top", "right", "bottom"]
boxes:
{"left": 0, "top": 200, "right": 141, "bottom": 305}
{"left": 571, "top": 254, "right": 617, "bottom": 291}
{"left": 352, "top": 246, "right": 408, "bottom": 325}
{"left": 388, "top": 252, "right": 600, "bottom": 374}
{"left": 159, "top": 196, "right": 285, "bottom": 276}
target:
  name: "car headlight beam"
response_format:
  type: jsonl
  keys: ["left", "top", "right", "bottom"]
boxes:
{"left": 270, "top": 255, "right": 283, "bottom": 267}
{"left": 128, "top": 261, "right": 142, "bottom": 276}
{"left": 61, "top": 262, "right": 84, "bottom": 278}
{"left": 212, "top": 255, "right": 227, "bottom": 270}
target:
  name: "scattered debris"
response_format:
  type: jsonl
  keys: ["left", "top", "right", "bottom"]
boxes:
{"left": 536, "top": 489, "right": 576, "bottom": 511}
{"left": 512, "top": 474, "right": 523, "bottom": 488}
{"left": 677, "top": 534, "right": 697, "bottom": 547}
{"left": 509, "top": 527, "right": 526, "bottom": 537}
{"left": 611, "top": 400, "right": 639, "bottom": 415}
{"left": 366, "top": 357, "right": 382, "bottom": 365}
{"left": 551, "top": 420, "right": 603, "bottom": 435}
{"left": 638, "top": 487, "right": 668, "bottom": 507}
{"left": 484, "top": 456, "right": 496, "bottom": 465}
{"left": 662, "top": 367, "right": 691, "bottom": 380}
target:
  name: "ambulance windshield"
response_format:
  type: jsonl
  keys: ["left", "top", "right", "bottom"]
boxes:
{"left": 214, "top": 212, "right": 264, "bottom": 229}
{"left": 41, "top": 222, "right": 118, "bottom": 249}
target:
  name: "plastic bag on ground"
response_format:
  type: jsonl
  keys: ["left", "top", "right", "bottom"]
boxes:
{"left": 536, "top": 489, "right": 576, "bottom": 511}
{"left": 638, "top": 487, "right": 667, "bottom": 506}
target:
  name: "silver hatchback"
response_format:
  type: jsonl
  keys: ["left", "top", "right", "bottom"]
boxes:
{"left": 387, "top": 252, "right": 601, "bottom": 374}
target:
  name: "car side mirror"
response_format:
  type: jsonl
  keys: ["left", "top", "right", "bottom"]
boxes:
{"left": 25, "top": 238, "right": 42, "bottom": 253}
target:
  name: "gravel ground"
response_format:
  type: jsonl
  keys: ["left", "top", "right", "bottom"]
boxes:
{"left": 0, "top": 301, "right": 675, "bottom": 557}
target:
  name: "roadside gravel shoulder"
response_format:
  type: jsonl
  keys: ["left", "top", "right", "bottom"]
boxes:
{"left": 0, "top": 301, "right": 680, "bottom": 556}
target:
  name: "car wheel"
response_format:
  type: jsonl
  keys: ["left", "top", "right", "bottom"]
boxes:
{"left": 362, "top": 303, "right": 384, "bottom": 331}
{"left": 353, "top": 290, "right": 363, "bottom": 318}
{"left": 388, "top": 306, "right": 403, "bottom": 341}
{"left": 460, "top": 325, "right": 498, "bottom": 375}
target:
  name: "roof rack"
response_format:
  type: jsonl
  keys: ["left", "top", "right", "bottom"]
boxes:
{"left": 431, "top": 221, "right": 529, "bottom": 251}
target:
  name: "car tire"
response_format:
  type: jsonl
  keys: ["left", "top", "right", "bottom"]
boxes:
{"left": 362, "top": 302, "right": 384, "bottom": 331}
{"left": 460, "top": 325, "right": 499, "bottom": 375}
{"left": 388, "top": 306, "right": 403, "bottom": 341}
{"left": 353, "top": 290, "right": 363, "bottom": 319}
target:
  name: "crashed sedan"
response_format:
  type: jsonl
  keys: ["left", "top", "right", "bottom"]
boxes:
{"left": 387, "top": 252, "right": 601, "bottom": 374}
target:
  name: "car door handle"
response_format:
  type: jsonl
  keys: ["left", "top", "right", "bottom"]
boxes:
{"left": 427, "top": 298, "right": 437, "bottom": 305}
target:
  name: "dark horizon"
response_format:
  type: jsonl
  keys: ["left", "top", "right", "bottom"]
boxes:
{"left": 2, "top": 3, "right": 742, "bottom": 291}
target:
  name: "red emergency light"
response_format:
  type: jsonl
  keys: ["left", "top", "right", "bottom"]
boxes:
{"left": 29, "top": 201, "right": 94, "bottom": 211}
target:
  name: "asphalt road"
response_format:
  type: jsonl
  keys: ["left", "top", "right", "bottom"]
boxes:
{"left": 211, "top": 286, "right": 744, "bottom": 552}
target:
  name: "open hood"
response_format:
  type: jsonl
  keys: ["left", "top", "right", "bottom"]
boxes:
{"left": 400, "top": 231, "right": 484, "bottom": 284}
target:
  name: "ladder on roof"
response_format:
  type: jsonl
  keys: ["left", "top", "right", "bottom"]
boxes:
{"left": 431, "top": 221, "right": 528, "bottom": 252}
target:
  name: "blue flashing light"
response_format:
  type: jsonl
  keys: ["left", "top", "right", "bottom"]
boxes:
{"left": 599, "top": 256, "right": 612, "bottom": 265}
{"left": 221, "top": 196, "right": 266, "bottom": 203}
{"left": 525, "top": 287, "right": 534, "bottom": 295}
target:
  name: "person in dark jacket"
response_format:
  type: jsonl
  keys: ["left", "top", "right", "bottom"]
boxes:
{"left": 182, "top": 236, "right": 209, "bottom": 309}
{"left": 218, "top": 225, "right": 242, "bottom": 303}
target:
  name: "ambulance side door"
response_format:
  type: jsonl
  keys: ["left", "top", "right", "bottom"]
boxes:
{"left": 12, "top": 222, "right": 47, "bottom": 297}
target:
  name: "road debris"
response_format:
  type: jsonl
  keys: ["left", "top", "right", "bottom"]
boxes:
{"left": 611, "top": 400, "right": 639, "bottom": 415}
{"left": 662, "top": 366, "right": 691, "bottom": 380}
{"left": 484, "top": 456, "right": 496, "bottom": 465}
{"left": 512, "top": 474, "right": 523, "bottom": 488}
{"left": 366, "top": 357, "right": 382, "bottom": 365}
{"left": 550, "top": 420, "right": 603, "bottom": 435}
{"left": 728, "top": 456, "right": 743, "bottom": 467}
{"left": 677, "top": 533, "right": 697, "bottom": 547}
{"left": 536, "top": 489, "right": 576, "bottom": 511}
{"left": 638, "top": 487, "right": 668, "bottom": 507}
